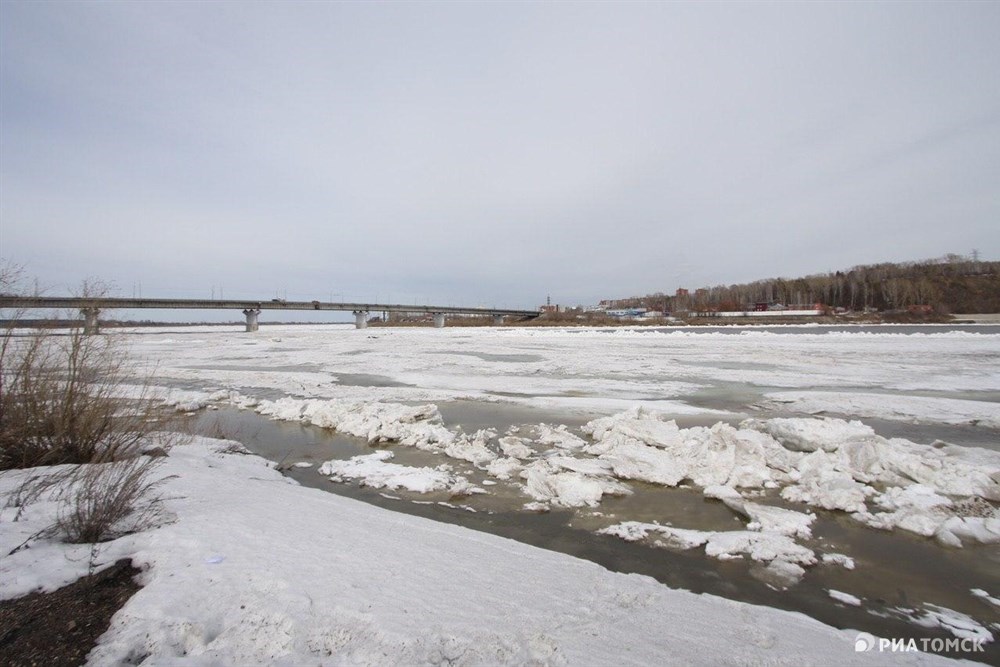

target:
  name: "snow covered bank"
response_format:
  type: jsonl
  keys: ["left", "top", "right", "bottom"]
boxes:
{"left": 0, "top": 438, "right": 954, "bottom": 665}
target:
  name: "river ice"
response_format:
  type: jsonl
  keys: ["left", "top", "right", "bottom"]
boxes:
{"left": 12, "top": 322, "right": 996, "bottom": 662}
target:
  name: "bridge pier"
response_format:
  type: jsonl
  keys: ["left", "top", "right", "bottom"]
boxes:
{"left": 433, "top": 313, "right": 446, "bottom": 328}
{"left": 81, "top": 307, "right": 100, "bottom": 335}
{"left": 492, "top": 315, "right": 504, "bottom": 326}
{"left": 242, "top": 308, "right": 261, "bottom": 332}
{"left": 354, "top": 311, "right": 368, "bottom": 329}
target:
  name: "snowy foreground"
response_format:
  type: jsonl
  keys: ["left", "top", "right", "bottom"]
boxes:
{"left": 3, "top": 324, "right": 999, "bottom": 664}
{"left": 0, "top": 438, "right": 962, "bottom": 665}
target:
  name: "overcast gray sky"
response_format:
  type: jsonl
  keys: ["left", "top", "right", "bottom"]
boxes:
{"left": 2, "top": 1, "right": 998, "bottom": 318}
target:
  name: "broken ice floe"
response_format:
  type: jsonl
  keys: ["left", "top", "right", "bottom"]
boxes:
{"left": 257, "top": 397, "right": 501, "bottom": 469}
{"left": 971, "top": 589, "right": 1000, "bottom": 609}
{"left": 318, "top": 451, "right": 478, "bottom": 495}
{"left": 251, "top": 396, "right": 999, "bottom": 549}
{"left": 583, "top": 408, "right": 1000, "bottom": 545}
{"left": 827, "top": 590, "right": 862, "bottom": 606}
{"left": 820, "top": 553, "right": 855, "bottom": 570}
{"left": 520, "top": 458, "right": 631, "bottom": 508}
{"left": 598, "top": 520, "right": 816, "bottom": 584}
{"left": 498, "top": 436, "right": 534, "bottom": 460}
{"left": 536, "top": 424, "right": 588, "bottom": 450}
{"left": 905, "top": 604, "right": 995, "bottom": 644}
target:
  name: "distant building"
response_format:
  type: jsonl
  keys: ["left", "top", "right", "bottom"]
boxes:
{"left": 607, "top": 308, "right": 647, "bottom": 319}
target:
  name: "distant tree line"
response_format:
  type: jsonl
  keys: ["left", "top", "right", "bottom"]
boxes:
{"left": 605, "top": 254, "right": 1000, "bottom": 315}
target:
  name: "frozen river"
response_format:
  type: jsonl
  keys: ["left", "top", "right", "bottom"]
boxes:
{"left": 122, "top": 322, "right": 1000, "bottom": 660}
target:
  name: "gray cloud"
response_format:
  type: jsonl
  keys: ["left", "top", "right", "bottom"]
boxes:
{"left": 2, "top": 1, "right": 998, "bottom": 319}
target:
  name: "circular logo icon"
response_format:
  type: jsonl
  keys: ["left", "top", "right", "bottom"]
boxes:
{"left": 855, "top": 632, "right": 876, "bottom": 652}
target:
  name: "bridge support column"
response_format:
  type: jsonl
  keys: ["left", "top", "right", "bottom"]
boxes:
{"left": 81, "top": 307, "right": 100, "bottom": 335}
{"left": 433, "top": 313, "right": 446, "bottom": 328}
{"left": 492, "top": 315, "right": 504, "bottom": 326}
{"left": 354, "top": 311, "right": 368, "bottom": 329}
{"left": 242, "top": 308, "right": 261, "bottom": 332}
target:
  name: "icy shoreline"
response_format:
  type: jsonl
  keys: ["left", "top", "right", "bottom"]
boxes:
{"left": 0, "top": 438, "right": 966, "bottom": 665}
{"left": 151, "top": 382, "right": 1000, "bottom": 638}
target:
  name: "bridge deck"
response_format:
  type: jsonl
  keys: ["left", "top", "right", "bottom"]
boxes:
{"left": 0, "top": 296, "right": 539, "bottom": 318}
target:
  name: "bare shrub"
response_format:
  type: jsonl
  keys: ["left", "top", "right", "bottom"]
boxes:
{"left": 55, "top": 457, "right": 168, "bottom": 544}
{"left": 1, "top": 269, "right": 170, "bottom": 469}
{"left": 1, "top": 269, "right": 180, "bottom": 547}
{"left": 0, "top": 328, "right": 168, "bottom": 468}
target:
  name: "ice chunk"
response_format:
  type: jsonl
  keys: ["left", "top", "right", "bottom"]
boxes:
{"left": 598, "top": 521, "right": 660, "bottom": 543}
{"left": 485, "top": 457, "right": 522, "bottom": 481}
{"left": 934, "top": 516, "right": 1000, "bottom": 547}
{"left": 597, "top": 441, "right": 687, "bottom": 486}
{"left": 545, "top": 456, "right": 616, "bottom": 477}
{"left": 498, "top": 436, "right": 534, "bottom": 460}
{"left": 597, "top": 522, "right": 711, "bottom": 550}
{"left": 821, "top": 553, "right": 855, "bottom": 570}
{"left": 725, "top": 499, "right": 816, "bottom": 539}
{"left": 875, "top": 484, "right": 952, "bottom": 512}
{"left": 259, "top": 398, "right": 456, "bottom": 452}
{"left": 536, "top": 424, "right": 588, "bottom": 450}
{"left": 971, "top": 589, "right": 1000, "bottom": 608}
{"left": 318, "top": 452, "right": 458, "bottom": 494}
{"left": 828, "top": 590, "right": 862, "bottom": 606}
{"left": 781, "top": 460, "right": 874, "bottom": 513}
{"left": 703, "top": 485, "right": 743, "bottom": 501}
{"left": 704, "top": 531, "right": 816, "bottom": 566}
{"left": 583, "top": 407, "right": 684, "bottom": 452}
{"left": 584, "top": 415, "right": 794, "bottom": 490}
{"left": 520, "top": 460, "right": 631, "bottom": 508}
{"left": 756, "top": 560, "right": 807, "bottom": 588}
{"left": 849, "top": 484, "right": 957, "bottom": 537}
{"left": 743, "top": 417, "right": 876, "bottom": 453}
{"left": 651, "top": 527, "right": 714, "bottom": 551}
{"left": 522, "top": 501, "right": 550, "bottom": 512}
{"left": 919, "top": 604, "right": 994, "bottom": 643}
{"left": 599, "top": 521, "right": 816, "bottom": 568}
{"left": 442, "top": 429, "right": 498, "bottom": 467}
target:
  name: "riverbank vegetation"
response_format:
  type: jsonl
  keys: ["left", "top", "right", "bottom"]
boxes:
{"left": 605, "top": 254, "right": 1000, "bottom": 316}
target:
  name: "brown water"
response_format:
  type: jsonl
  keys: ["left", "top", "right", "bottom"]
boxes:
{"left": 186, "top": 402, "right": 1000, "bottom": 664}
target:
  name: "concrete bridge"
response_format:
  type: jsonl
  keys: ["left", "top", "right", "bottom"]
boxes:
{"left": 0, "top": 296, "right": 539, "bottom": 334}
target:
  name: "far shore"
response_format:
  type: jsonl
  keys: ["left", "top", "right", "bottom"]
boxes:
{"left": 3, "top": 312, "right": 999, "bottom": 329}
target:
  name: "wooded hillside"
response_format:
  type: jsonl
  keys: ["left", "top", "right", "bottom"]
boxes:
{"left": 608, "top": 255, "right": 1000, "bottom": 314}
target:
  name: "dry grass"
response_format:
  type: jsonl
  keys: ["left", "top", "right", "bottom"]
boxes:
{"left": 1, "top": 267, "right": 177, "bottom": 546}
{"left": 0, "top": 326, "right": 168, "bottom": 469}
{"left": 55, "top": 457, "right": 168, "bottom": 544}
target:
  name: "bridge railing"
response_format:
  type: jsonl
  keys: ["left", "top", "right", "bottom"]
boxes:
{"left": 0, "top": 296, "right": 540, "bottom": 333}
